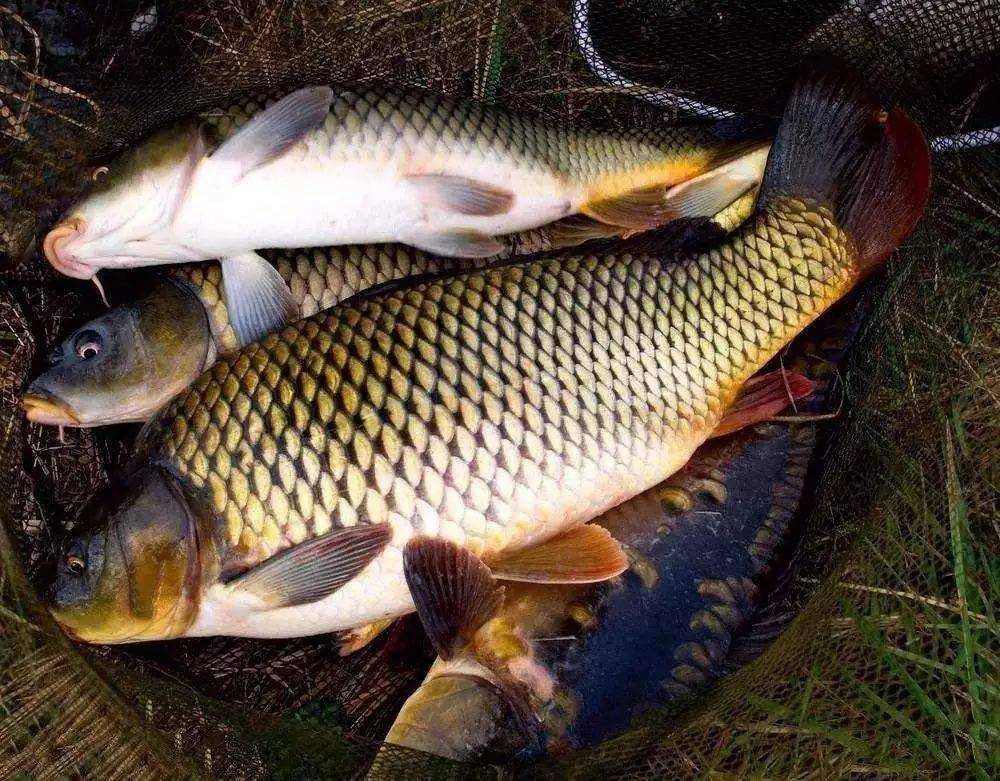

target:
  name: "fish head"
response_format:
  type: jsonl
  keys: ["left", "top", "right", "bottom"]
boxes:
{"left": 386, "top": 669, "right": 539, "bottom": 761}
{"left": 23, "top": 279, "right": 213, "bottom": 427}
{"left": 43, "top": 124, "right": 207, "bottom": 279}
{"left": 47, "top": 466, "right": 202, "bottom": 644}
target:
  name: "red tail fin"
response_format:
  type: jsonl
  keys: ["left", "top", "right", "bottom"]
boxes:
{"left": 712, "top": 370, "right": 816, "bottom": 439}
{"left": 760, "top": 67, "right": 932, "bottom": 276}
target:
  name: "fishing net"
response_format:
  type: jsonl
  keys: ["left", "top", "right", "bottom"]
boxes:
{"left": 0, "top": 0, "right": 996, "bottom": 777}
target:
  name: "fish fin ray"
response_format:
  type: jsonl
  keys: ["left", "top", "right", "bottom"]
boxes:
{"left": 581, "top": 185, "right": 676, "bottom": 231}
{"left": 711, "top": 370, "right": 816, "bottom": 439}
{"left": 547, "top": 215, "right": 627, "bottom": 249}
{"left": 225, "top": 524, "right": 392, "bottom": 608}
{"left": 660, "top": 148, "right": 768, "bottom": 222}
{"left": 581, "top": 147, "right": 767, "bottom": 232}
{"left": 337, "top": 617, "right": 397, "bottom": 656}
{"left": 210, "top": 86, "right": 333, "bottom": 178}
{"left": 488, "top": 524, "right": 628, "bottom": 584}
{"left": 411, "top": 229, "right": 505, "bottom": 258}
{"left": 406, "top": 174, "right": 515, "bottom": 216}
{"left": 760, "top": 65, "right": 930, "bottom": 273}
{"left": 403, "top": 537, "right": 504, "bottom": 660}
{"left": 221, "top": 251, "right": 299, "bottom": 345}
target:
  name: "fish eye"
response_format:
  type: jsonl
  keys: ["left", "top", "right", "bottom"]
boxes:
{"left": 74, "top": 330, "right": 102, "bottom": 360}
{"left": 92, "top": 166, "right": 109, "bottom": 182}
{"left": 65, "top": 554, "right": 86, "bottom": 575}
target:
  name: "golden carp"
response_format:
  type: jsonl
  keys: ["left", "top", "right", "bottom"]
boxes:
{"left": 377, "top": 310, "right": 851, "bottom": 763}
{"left": 45, "top": 72, "right": 929, "bottom": 651}
{"left": 42, "top": 84, "right": 768, "bottom": 344}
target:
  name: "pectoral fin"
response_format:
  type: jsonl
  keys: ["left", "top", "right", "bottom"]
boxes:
{"left": 411, "top": 229, "right": 505, "bottom": 258}
{"left": 211, "top": 85, "right": 333, "bottom": 178}
{"left": 711, "top": 369, "right": 816, "bottom": 439}
{"left": 488, "top": 525, "right": 628, "bottom": 584}
{"left": 406, "top": 174, "right": 515, "bottom": 216}
{"left": 221, "top": 251, "right": 299, "bottom": 345}
{"left": 403, "top": 537, "right": 504, "bottom": 659}
{"left": 226, "top": 524, "right": 391, "bottom": 608}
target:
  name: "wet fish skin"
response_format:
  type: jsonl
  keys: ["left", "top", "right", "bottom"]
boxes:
{"left": 377, "top": 303, "right": 858, "bottom": 765}
{"left": 148, "top": 196, "right": 854, "bottom": 637}
{"left": 45, "top": 84, "right": 760, "bottom": 281}
{"left": 179, "top": 244, "right": 490, "bottom": 355}
{"left": 25, "top": 191, "right": 758, "bottom": 429}
{"left": 45, "top": 70, "right": 931, "bottom": 646}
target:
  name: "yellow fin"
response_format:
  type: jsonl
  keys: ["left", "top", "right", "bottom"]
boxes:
{"left": 582, "top": 143, "right": 769, "bottom": 231}
{"left": 547, "top": 215, "right": 628, "bottom": 249}
{"left": 488, "top": 525, "right": 628, "bottom": 584}
{"left": 337, "top": 617, "right": 396, "bottom": 656}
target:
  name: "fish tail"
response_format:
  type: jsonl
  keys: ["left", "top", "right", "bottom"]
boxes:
{"left": 760, "top": 64, "right": 932, "bottom": 275}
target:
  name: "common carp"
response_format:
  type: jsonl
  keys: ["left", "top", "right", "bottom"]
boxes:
{"left": 45, "top": 72, "right": 929, "bottom": 652}
{"left": 42, "top": 84, "right": 768, "bottom": 343}
{"left": 24, "top": 190, "right": 761, "bottom": 428}
{"left": 375, "top": 311, "right": 849, "bottom": 763}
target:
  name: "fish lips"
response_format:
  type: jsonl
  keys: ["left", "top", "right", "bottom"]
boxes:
{"left": 43, "top": 218, "right": 95, "bottom": 279}
{"left": 22, "top": 386, "right": 82, "bottom": 426}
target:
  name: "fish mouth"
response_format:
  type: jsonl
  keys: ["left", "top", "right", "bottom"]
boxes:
{"left": 43, "top": 217, "right": 93, "bottom": 279}
{"left": 22, "top": 392, "right": 81, "bottom": 426}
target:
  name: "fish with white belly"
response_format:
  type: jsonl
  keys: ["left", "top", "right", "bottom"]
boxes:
{"left": 42, "top": 85, "right": 768, "bottom": 343}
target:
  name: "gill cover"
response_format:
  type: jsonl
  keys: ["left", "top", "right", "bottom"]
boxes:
{"left": 47, "top": 466, "right": 201, "bottom": 643}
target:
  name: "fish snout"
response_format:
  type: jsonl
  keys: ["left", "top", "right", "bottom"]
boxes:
{"left": 22, "top": 387, "right": 81, "bottom": 426}
{"left": 43, "top": 217, "right": 93, "bottom": 279}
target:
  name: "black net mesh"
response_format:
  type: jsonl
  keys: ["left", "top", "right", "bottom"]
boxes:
{"left": 1, "top": 1, "right": 997, "bottom": 778}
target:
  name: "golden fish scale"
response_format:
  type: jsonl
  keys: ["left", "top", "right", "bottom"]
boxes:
{"left": 150, "top": 197, "right": 852, "bottom": 569}
{"left": 202, "top": 87, "right": 723, "bottom": 185}
{"left": 171, "top": 244, "right": 534, "bottom": 354}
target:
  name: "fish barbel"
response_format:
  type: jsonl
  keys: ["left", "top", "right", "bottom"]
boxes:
{"left": 23, "top": 190, "right": 761, "bottom": 428}
{"left": 42, "top": 84, "right": 768, "bottom": 344}
{"left": 45, "top": 71, "right": 929, "bottom": 650}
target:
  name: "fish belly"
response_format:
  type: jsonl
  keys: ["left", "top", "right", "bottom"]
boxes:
{"left": 185, "top": 430, "right": 692, "bottom": 639}
{"left": 177, "top": 150, "right": 578, "bottom": 257}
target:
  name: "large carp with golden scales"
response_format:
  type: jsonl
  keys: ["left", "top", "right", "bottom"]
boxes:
{"left": 45, "top": 71, "right": 930, "bottom": 652}
{"left": 42, "top": 83, "right": 767, "bottom": 345}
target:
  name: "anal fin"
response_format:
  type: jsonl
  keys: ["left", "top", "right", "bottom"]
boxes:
{"left": 488, "top": 524, "right": 628, "bottom": 584}
{"left": 337, "top": 617, "right": 396, "bottom": 656}
{"left": 221, "top": 250, "right": 299, "bottom": 345}
{"left": 404, "top": 537, "right": 504, "bottom": 659}
{"left": 711, "top": 369, "right": 816, "bottom": 439}
{"left": 225, "top": 524, "right": 391, "bottom": 608}
{"left": 581, "top": 144, "right": 769, "bottom": 232}
{"left": 548, "top": 215, "right": 627, "bottom": 249}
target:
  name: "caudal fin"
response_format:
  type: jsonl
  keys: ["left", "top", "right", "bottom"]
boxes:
{"left": 761, "top": 66, "right": 931, "bottom": 274}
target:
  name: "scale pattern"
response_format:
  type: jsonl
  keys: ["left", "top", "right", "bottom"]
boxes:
{"left": 147, "top": 197, "right": 854, "bottom": 570}
{"left": 173, "top": 245, "right": 490, "bottom": 355}
{"left": 201, "top": 86, "right": 729, "bottom": 189}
